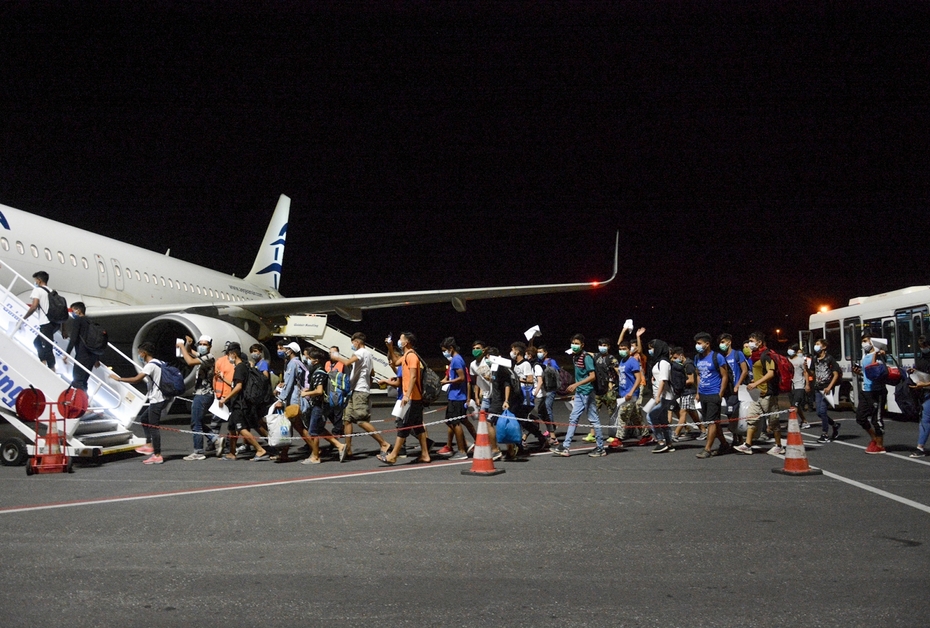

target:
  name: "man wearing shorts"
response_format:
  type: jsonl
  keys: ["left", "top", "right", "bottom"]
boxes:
{"left": 437, "top": 337, "right": 472, "bottom": 459}
{"left": 694, "top": 332, "right": 731, "bottom": 459}
{"left": 381, "top": 332, "right": 431, "bottom": 465}
{"left": 330, "top": 333, "right": 391, "bottom": 458}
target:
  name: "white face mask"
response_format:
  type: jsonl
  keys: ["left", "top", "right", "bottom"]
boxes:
{"left": 787, "top": 349, "right": 796, "bottom": 357}
{"left": 813, "top": 344, "right": 823, "bottom": 353}
{"left": 748, "top": 341, "right": 758, "bottom": 351}
{"left": 861, "top": 342, "right": 872, "bottom": 352}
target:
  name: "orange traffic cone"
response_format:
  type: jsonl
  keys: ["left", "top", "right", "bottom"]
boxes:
{"left": 772, "top": 407, "right": 822, "bottom": 476}
{"left": 461, "top": 410, "right": 505, "bottom": 477}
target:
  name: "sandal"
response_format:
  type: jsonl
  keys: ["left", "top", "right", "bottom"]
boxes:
{"left": 377, "top": 452, "right": 395, "bottom": 465}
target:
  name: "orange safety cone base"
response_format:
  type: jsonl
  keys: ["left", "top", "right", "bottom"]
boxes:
{"left": 772, "top": 467, "right": 822, "bottom": 476}
{"left": 772, "top": 407, "right": 822, "bottom": 477}
{"left": 461, "top": 410, "right": 505, "bottom": 477}
{"left": 461, "top": 467, "right": 506, "bottom": 476}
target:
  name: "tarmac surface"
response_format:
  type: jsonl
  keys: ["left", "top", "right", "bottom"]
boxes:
{"left": 1, "top": 400, "right": 929, "bottom": 627}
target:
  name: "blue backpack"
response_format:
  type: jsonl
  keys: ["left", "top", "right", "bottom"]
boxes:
{"left": 151, "top": 360, "right": 185, "bottom": 398}
{"left": 325, "top": 369, "right": 352, "bottom": 408}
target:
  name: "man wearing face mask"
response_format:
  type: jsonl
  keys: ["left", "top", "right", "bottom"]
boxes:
{"left": 111, "top": 342, "right": 168, "bottom": 465}
{"left": 510, "top": 341, "right": 548, "bottom": 453}
{"left": 330, "top": 333, "right": 392, "bottom": 458}
{"left": 436, "top": 337, "right": 474, "bottom": 459}
{"left": 612, "top": 338, "right": 643, "bottom": 445}
{"left": 551, "top": 334, "right": 606, "bottom": 457}
{"left": 533, "top": 345, "right": 560, "bottom": 444}
{"left": 62, "top": 301, "right": 100, "bottom": 393}
{"left": 717, "top": 333, "right": 749, "bottom": 445}
{"left": 787, "top": 343, "right": 811, "bottom": 429}
{"left": 469, "top": 341, "right": 502, "bottom": 461}
{"left": 808, "top": 338, "right": 842, "bottom": 444}
{"left": 735, "top": 332, "right": 783, "bottom": 455}
{"left": 381, "top": 332, "right": 431, "bottom": 465}
{"left": 694, "top": 332, "right": 731, "bottom": 458}
{"left": 851, "top": 333, "right": 887, "bottom": 454}
{"left": 178, "top": 334, "right": 219, "bottom": 460}
{"left": 584, "top": 338, "right": 619, "bottom": 444}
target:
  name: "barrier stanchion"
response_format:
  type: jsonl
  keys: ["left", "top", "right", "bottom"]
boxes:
{"left": 772, "top": 407, "right": 822, "bottom": 476}
{"left": 461, "top": 410, "right": 505, "bottom": 477}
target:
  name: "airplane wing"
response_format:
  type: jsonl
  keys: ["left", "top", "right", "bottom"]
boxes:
{"left": 92, "top": 233, "right": 618, "bottom": 323}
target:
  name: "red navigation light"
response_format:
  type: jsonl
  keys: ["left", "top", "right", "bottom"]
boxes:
{"left": 591, "top": 281, "right": 600, "bottom": 287}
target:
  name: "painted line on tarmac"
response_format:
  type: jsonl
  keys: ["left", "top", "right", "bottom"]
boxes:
{"left": 800, "top": 432, "right": 930, "bottom": 467}
{"left": 817, "top": 470, "right": 930, "bottom": 515}
{"left": 0, "top": 459, "right": 474, "bottom": 516}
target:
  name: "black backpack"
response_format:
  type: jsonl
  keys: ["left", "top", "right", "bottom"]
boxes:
{"left": 894, "top": 378, "right": 919, "bottom": 421}
{"left": 594, "top": 354, "right": 615, "bottom": 395}
{"left": 542, "top": 362, "right": 560, "bottom": 393}
{"left": 81, "top": 318, "right": 108, "bottom": 355}
{"left": 244, "top": 366, "right": 273, "bottom": 406}
{"left": 710, "top": 351, "right": 736, "bottom": 398}
{"left": 412, "top": 351, "right": 442, "bottom": 405}
{"left": 40, "top": 286, "right": 69, "bottom": 324}
{"left": 670, "top": 360, "right": 687, "bottom": 396}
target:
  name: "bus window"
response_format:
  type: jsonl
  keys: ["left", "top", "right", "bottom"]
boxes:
{"left": 882, "top": 319, "right": 897, "bottom": 356}
{"left": 863, "top": 318, "right": 882, "bottom": 341}
{"left": 843, "top": 317, "right": 861, "bottom": 361}
{"left": 896, "top": 310, "right": 915, "bottom": 358}
{"left": 825, "top": 320, "right": 841, "bottom": 361}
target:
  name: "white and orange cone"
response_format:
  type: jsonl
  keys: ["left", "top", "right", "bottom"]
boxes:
{"left": 461, "top": 410, "right": 505, "bottom": 477}
{"left": 772, "top": 407, "right": 822, "bottom": 476}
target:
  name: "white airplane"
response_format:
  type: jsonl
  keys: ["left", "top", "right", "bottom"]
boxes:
{"left": 0, "top": 195, "right": 617, "bottom": 364}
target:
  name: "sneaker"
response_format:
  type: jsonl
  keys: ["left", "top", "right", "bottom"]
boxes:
{"left": 734, "top": 443, "right": 753, "bottom": 455}
{"left": 767, "top": 445, "right": 786, "bottom": 456}
{"left": 865, "top": 441, "right": 886, "bottom": 454}
{"left": 436, "top": 445, "right": 454, "bottom": 457}
{"left": 135, "top": 444, "right": 154, "bottom": 455}
{"left": 551, "top": 445, "right": 570, "bottom": 457}
{"left": 183, "top": 452, "right": 207, "bottom": 461}
{"left": 583, "top": 433, "right": 597, "bottom": 443}
{"left": 607, "top": 438, "right": 624, "bottom": 450}
{"left": 696, "top": 449, "right": 712, "bottom": 459}
{"left": 816, "top": 433, "right": 830, "bottom": 443}
{"left": 831, "top": 423, "right": 841, "bottom": 441}
{"left": 452, "top": 452, "right": 469, "bottom": 460}
{"left": 695, "top": 432, "right": 707, "bottom": 441}
{"left": 213, "top": 437, "right": 224, "bottom": 457}
{"left": 142, "top": 454, "right": 163, "bottom": 465}
{"left": 466, "top": 444, "right": 475, "bottom": 457}
{"left": 588, "top": 448, "right": 606, "bottom": 458}
{"left": 711, "top": 444, "right": 731, "bottom": 457}
{"left": 909, "top": 448, "right": 926, "bottom": 458}
{"left": 491, "top": 451, "right": 503, "bottom": 461}
{"left": 799, "top": 421, "right": 811, "bottom": 429}
{"left": 236, "top": 444, "right": 249, "bottom": 454}
{"left": 756, "top": 433, "right": 771, "bottom": 444}
{"left": 605, "top": 437, "right": 619, "bottom": 446}
{"left": 637, "top": 435, "right": 656, "bottom": 446}
{"left": 652, "top": 443, "right": 670, "bottom": 454}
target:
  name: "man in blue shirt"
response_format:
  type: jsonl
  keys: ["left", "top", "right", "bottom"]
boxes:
{"left": 437, "top": 337, "right": 473, "bottom": 459}
{"left": 609, "top": 337, "right": 643, "bottom": 447}
{"left": 551, "top": 334, "right": 606, "bottom": 457}
{"left": 694, "top": 332, "right": 731, "bottom": 459}
{"left": 718, "top": 333, "right": 749, "bottom": 445}
{"left": 852, "top": 332, "right": 886, "bottom": 454}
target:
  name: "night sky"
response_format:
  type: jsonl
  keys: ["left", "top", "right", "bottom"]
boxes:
{"left": 2, "top": 2, "right": 928, "bottom": 355}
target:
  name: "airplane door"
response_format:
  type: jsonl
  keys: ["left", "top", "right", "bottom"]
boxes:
{"left": 93, "top": 254, "right": 108, "bottom": 289}
{"left": 111, "top": 258, "right": 124, "bottom": 291}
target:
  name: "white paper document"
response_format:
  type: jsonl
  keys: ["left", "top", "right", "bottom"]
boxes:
{"left": 824, "top": 389, "right": 839, "bottom": 408}
{"left": 392, "top": 399, "right": 410, "bottom": 420}
{"left": 642, "top": 398, "right": 657, "bottom": 415}
{"left": 623, "top": 319, "right": 634, "bottom": 331}
{"left": 209, "top": 397, "right": 230, "bottom": 421}
{"left": 737, "top": 385, "right": 760, "bottom": 403}
{"left": 524, "top": 325, "right": 541, "bottom": 341}
{"left": 910, "top": 370, "right": 930, "bottom": 384}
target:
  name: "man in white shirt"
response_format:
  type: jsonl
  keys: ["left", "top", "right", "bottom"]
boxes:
{"left": 20, "top": 271, "right": 59, "bottom": 371}
{"left": 330, "top": 332, "right": 391, "bottom": 458}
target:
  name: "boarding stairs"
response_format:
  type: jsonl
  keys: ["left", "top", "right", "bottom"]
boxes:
{"left": 0, "top": 263, "right": 146, "bottom": 459}
{"left": 276, "top": 314, "right": 397, "bottom": 389}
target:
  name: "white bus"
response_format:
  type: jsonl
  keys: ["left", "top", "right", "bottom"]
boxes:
{"left": 801, "top": 285, "right": 930, "bottom": 412}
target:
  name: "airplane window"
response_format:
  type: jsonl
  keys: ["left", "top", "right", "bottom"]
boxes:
{"left": 0, "top": 237, "right": 8, "bottom": 251}
{"left": 16, "top": 241, "right": 24, "bottom": 254}
{"left": 208, "top": 288, "right": 214, "bottom": 298}
{"left": 124, "top": 266, "right": 131, "bottom": 278}
{"left": 160, "top": 277, "right": 165, "bottom": 286}
{"left": 167, "top": 278, "right": 172, "bottom": 288}
{"left": 81, "top": 257, "right": 88, "bottom": 269}
{"left": 115, "top": 266, "right": 121, "bottom": 277}
{"left": 44, "top": 248, "right": 52, "bottom": 261}
{"left": 196, "top": 285, "right": 201, "bottom": 295}
{"left": 144, "top": 273, "right": 149, "bottom": 283}
{"left": 57, "top": 251, "right": 64, "bottom": 264}
{"left": 97, "top": 260, "right": 105, "bottom": 274}
{"left": 182, "top": 282, "right": 188, "bottom": 292}
{"left": 70, "top": 254, "right": 77, "bottom": 266}
{"left": 135, "top": 270, "right": 141, "bottom": 281}
{"left": 30, "top": 244, "right": 38, "bottom": 257}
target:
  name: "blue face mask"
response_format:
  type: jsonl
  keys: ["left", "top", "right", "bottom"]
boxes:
{"left": 197, "top": 345, "right": 209, "bottom": 356}
{"left": 442, "top": 351, "right": 451, "bottom": 361}
{"left": 537, "top": 352, "right": 544, "bottom": 360}
{"left": 397, "top": 340, "right": 404, "bottom": 350}
{"left": 277, "top": 350, "right": 286, "bottom": 358}
{"left": 70, "top": 312, "right": 79, "bottom": 320}
{"left": 598, "top": 346, "right": 608, "bottom": 354}
{"left": 695, "top": 344, "right": 705, "bottom": 353}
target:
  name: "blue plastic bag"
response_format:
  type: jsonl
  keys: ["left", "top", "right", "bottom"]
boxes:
{"left": 496, "top": 409, "right": 523, "bottom": 445}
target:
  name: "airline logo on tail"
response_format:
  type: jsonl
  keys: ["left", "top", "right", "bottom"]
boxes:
{"left": 0, "top": 210, "right": 9, "bottom": 230}
{"left": 253, "top": 223, "right": 287, "bottom": 290}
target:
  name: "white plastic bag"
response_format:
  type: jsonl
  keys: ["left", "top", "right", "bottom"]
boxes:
{"left": 267, "top": 411, "right": 292, "bottom": 448}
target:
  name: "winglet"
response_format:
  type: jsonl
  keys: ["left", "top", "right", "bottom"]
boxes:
{"left": 244, "top": 194, "right": 290, "bottom": 292}
{"left": 591, "top": 231, "right": 619, "bottom": 287}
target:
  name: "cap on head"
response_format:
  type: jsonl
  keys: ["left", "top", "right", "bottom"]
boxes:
{"left": 286, "top": 341, "right": 301, "bottom": 354}
{"left": 198, "top": 334, "right": 213, "bottom": 344}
